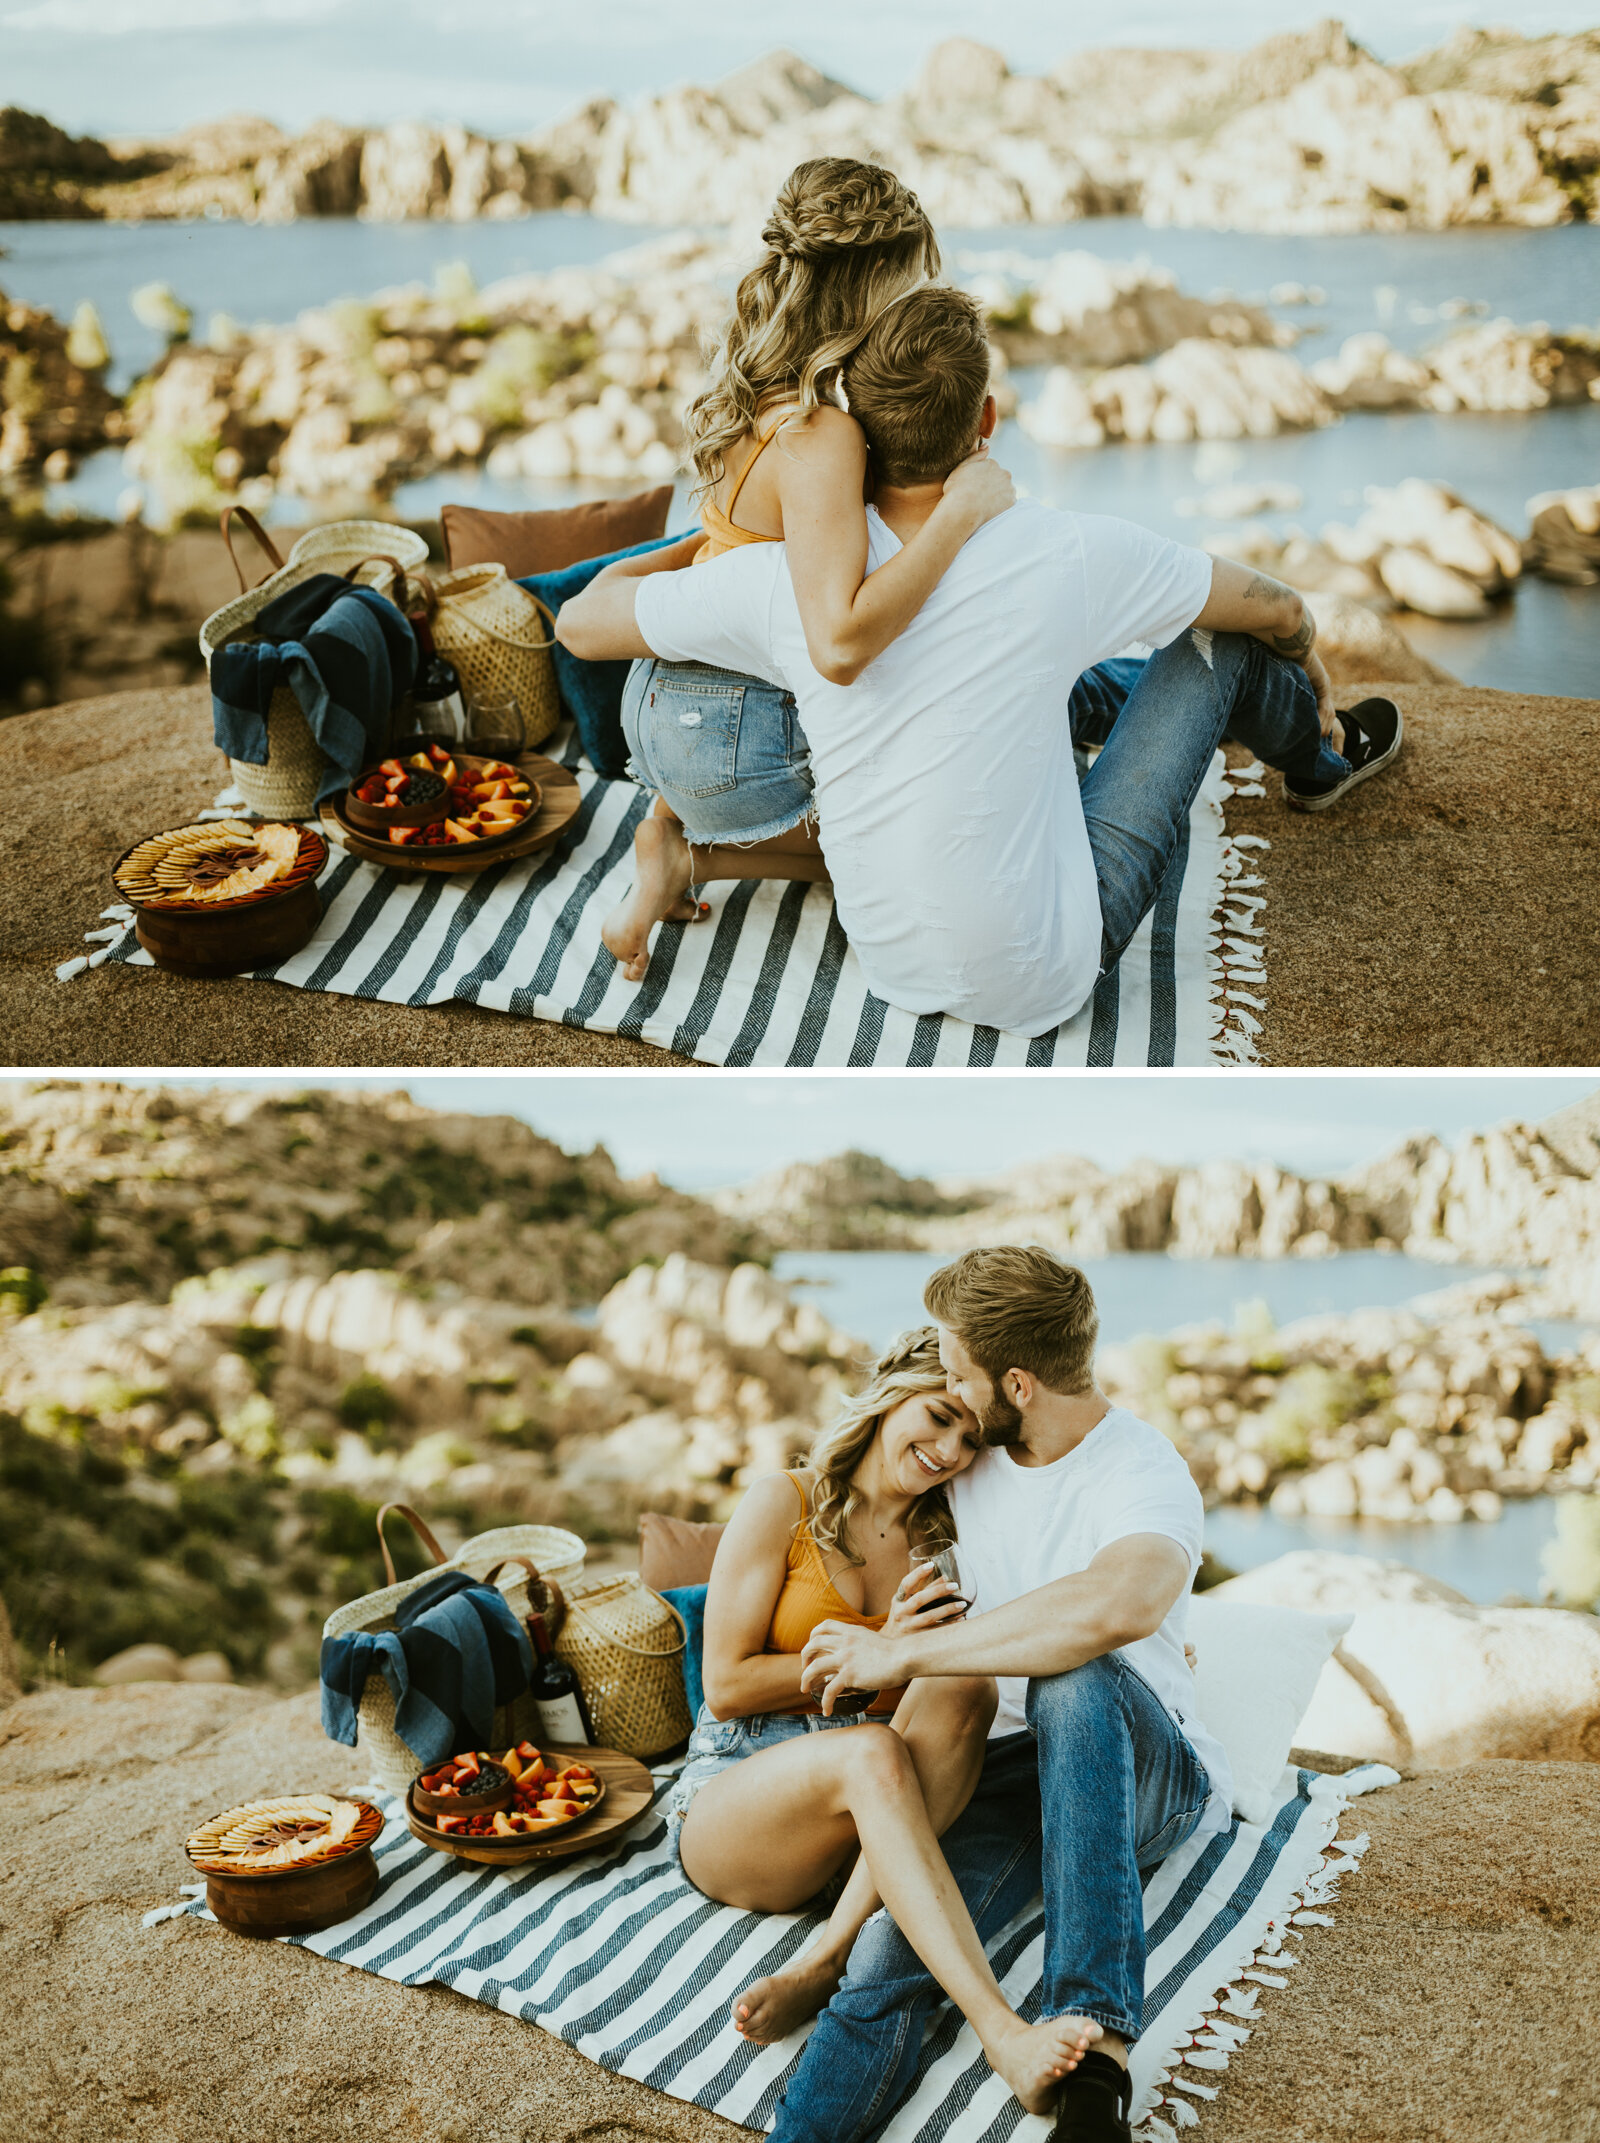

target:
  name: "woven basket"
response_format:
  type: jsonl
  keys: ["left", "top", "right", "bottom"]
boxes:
{"left": 424, "top": 563, "right": 560, "bottom": 748}
{"left": 201, "top": 510, "right": 431, "bottom": 821}
{"left": 320, "top": 1503, "right": 586, "bottom": 1792}
{"left": 554, "top": 1573, "right": 690, "bottom": 1759}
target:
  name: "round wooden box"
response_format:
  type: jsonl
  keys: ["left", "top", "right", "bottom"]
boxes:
{"left": 118, "top": 829, "right": 328, "bottom": 979}
{"left": 197, "top": 1841, "right": 381, "bottom": 1939}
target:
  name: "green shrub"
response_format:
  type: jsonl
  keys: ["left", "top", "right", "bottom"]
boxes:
{"left": 1248, "top": 1365, "right": 1364, "bottom": 1470}
{"left": 0, "top": 1267, "right": 46, "bottom": 1317}
{"left": 338, "top": 1372, "right": 399, "bottom": 1444}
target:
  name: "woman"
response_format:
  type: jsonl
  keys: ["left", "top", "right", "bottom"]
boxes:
{"left": 598, "top": 156, "right": 1012, "bottom": 981}
{"left": 671, "top": 1328, "right": 1101, "bottom": 2115}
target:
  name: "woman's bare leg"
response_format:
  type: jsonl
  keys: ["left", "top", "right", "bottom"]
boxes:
{"left": 681, "top": 1717, "right": 1099, "bottom": 2114}
{"left": 602, "top": 797, "right": 828, "bottom": 983}
{"left": 732, "top": 1677, "right": 996, "bottom": 2043}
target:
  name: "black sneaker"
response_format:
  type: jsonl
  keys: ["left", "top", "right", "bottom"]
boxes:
{"left": 1284, "top": 695, "right": 1403, "bottom": 812}
{"left": 1048, "top": 2050, "right": 1133, "bottom": 2143}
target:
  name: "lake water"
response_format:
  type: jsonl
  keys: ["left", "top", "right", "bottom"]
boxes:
{"left": 773, "top": 1247, "right": 1594, "bottom": 1601}
{"left": 5, "top": 212, "right": 1597, "bottom": 696}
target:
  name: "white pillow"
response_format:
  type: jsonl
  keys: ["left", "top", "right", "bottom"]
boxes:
{"left": 1185, "top": 1595, "right": 1354, "bottom": 1825}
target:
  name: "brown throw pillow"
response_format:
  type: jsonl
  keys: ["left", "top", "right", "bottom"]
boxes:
{"left": 442, "top": 488, "right": 675, "bottom": 579}
{"left": 638, "top": 1513, "right": 726, "bottom": 1592}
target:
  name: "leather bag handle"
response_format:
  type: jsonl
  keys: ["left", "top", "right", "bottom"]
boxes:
{"left": 482, "top": 1555, "right": 567, "bottom": 1643}
{"left": 376, "top": 1502, "right": 449, "bottom": 1587}
{"left": 220, "top": 505, "right": 286, "bottom": 592}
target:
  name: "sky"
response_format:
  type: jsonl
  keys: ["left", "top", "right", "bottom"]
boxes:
{"left": 4, "top": 0, "right": 1596, "bottom": 137}
{"left": 73, "top": 1072, "right": 1599, "bottom": 1189}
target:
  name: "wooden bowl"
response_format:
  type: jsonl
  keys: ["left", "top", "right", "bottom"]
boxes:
{"left": 116, "top": 829, "right": 329, "bottom": 979}
{"left": 344, "top": 768, "right": 450, "bottom": 834}
{"left": 198, "top": 1845, "right": 380, "bottom": 1939}
{"left": 185, "top": 1796, "right": 384, "bottom": 1939}
{"left": 411, "top": 1759, "right": 514, "bottom": 1820}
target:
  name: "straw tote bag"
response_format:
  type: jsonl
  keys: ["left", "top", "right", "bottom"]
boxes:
{"left": 417, "top": 562, "right": 561, "bottom": 747}
{"left": 201, "top": 508, "right": 431, "bottom": 819}
{"left": 553, "top": 1572, "right": 691, "bottom": 1759}
{"left": 320, "top": 1503, "right": 585, "bottom": 1792}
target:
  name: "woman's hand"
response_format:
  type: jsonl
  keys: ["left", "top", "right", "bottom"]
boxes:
{"left": 939, "top": 447, "right": 1015, "bottom": 530}
{"left": 883, "top": 1561, "right": 967, "bottom": 1643}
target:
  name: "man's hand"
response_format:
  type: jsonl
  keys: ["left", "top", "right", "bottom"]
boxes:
{"left": 939, "top": 447, "right": 1015, "bottom": 530}
{"left": 800, "top": 1619, "right": 907, "bottom": 1715}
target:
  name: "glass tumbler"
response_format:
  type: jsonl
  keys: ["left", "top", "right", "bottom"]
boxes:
{"left": 466, "top": 690, "right": 525, "bottom": 757}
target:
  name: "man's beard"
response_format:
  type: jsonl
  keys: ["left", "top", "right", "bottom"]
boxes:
{"left": 976, "top": 1388, "right": 1024, "bottom": 1446}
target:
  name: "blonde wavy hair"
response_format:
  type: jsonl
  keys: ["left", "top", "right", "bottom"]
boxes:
{"left": 686, "top": 157, "right": 940, "bottom": 498}
{"left": 806, "top": 1325, "right": 959, "bottom": 1569}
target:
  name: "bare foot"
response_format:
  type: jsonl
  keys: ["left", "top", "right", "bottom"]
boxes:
{"left": 601, "top": 815, "right": 703, "bottom": 982}
{"left": 985, "top": 2013, "right": 1103, "bottom": 2116}
{"left": 731, "top": 1951, "right": 846, "bottom": 2044}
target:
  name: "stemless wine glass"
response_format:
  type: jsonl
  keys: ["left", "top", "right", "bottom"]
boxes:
{"left": 466, "top": 690, "right": 525, "bottom": 756}
{"left": 929, "top": 1545, "right": 973, "bottom": 1616}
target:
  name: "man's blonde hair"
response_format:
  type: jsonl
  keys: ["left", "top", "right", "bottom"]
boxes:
{"left": 923, "top": 1245, "right": 1100, "bottom": 1395}
{"left": 842, "top": 286, "right": 992, "bottom": 486}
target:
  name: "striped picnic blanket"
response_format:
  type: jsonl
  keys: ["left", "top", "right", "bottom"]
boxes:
{"left": 74, "top": 730, "right": 1268, "bottom": 1067}
{"left": 145, "top": 1759, "right": 1391, "bottom": 2142}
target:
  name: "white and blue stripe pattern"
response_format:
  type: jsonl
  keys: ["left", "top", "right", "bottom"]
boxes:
{"left": 93, "top": 731, "right": 1258, "bottom": 1068}
{"left": 150, "top": 1761, "right": 1388, "bottom": 2141}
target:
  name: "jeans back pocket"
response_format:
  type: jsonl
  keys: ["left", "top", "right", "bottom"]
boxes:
{"left": 645, "top": 671, "right": 745, "bottom": 799}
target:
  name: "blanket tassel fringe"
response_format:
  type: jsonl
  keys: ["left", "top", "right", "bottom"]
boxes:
{"left": 1205, "top": 759, "right": 1269, "bottom": 1066}
{"left": 1133, "top": 1824, "right": 1374, "bottom": 2141}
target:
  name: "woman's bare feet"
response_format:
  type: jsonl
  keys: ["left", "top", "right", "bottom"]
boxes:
{"left": 601, "top": 814, "right": 705, "bottom": 982}
{"left": 984, "top": 2013, "right": 1103, "bottom": 2116}
{"left": 732, "top": 1949, "right": 847, "bottom": 2043}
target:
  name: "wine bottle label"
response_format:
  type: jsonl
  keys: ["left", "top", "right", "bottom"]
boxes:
{"left": 535, "top": 1691, "right": 590, "bottom": 1744}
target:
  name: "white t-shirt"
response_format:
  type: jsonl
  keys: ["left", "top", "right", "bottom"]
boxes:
{"left": 948, "top": 1408, "right": 1234, "bottom": 1840}
{"left": 634, "top": 500, "right": 1212, "bottom": 1037}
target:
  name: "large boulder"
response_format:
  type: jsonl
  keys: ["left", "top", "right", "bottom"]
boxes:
{"left": 1214, "top": 1551, "right": 1600, "bottom": 1768}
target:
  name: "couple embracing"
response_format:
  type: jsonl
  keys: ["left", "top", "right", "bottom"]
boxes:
{"left": 559, "top": 157, "right": 1401, "bottom": 1037}
{"left": 667, "top": 1244, "right": 1231, "bottom": 2143}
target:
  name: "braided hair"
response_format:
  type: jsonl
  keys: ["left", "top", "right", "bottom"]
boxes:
{"left": 686, "top": 157, "right": 940, "bottom": 498}
{"left": 805, "top": 1324, "right": 959, "bottom": 1569}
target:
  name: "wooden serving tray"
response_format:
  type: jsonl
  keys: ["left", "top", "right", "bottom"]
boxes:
{"left": 405, "top": 1743, "right": 653, "bottom": 1866}
{"left": 321, "top": 752, "right": 579, "bottom": 874}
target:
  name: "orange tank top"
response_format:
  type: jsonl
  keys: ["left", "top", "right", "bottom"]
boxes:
{"left": 766, "top": 1471, "right": 900, "bottom": 1715}
{"left": 694, "top": 409, "right": 797, "bottom": 563}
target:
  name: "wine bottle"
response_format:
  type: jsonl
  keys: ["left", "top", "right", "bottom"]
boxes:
{"left": 529, "top": 1610, "right": 594, "bottom": 1746}
{"left": 408, "top": 612, "right": 466, "bottom": 742}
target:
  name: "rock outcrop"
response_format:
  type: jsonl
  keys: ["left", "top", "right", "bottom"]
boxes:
{"left": 716, "top": 1091, "right": 1600, "bottom": 1292}
{"left": 9, "top": 25, "right": 1599, "bottom": 230}
{"left": 0, "top": 287, "right": 121, "bottom": 472}
{"left": 0, "top": 1078, "right": 759, "bottom": 1309}
{"left": 1214, "top": 1551, "right": 1600, "bottom": 1768}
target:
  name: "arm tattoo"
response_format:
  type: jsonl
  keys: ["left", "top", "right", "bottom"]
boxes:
{"left": 1243, "top": 571, "right": 1313, "bottom": 659}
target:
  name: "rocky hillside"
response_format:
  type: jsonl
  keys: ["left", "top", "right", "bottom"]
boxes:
{"left": 10, "top": 24, "right": 1599, "bottom": 231}
{"left": 0, "top": 1079, "right": 763, "bottom": 1309}
{"left": 714, "top": 1090, "right": 1600, "bottom": 1308}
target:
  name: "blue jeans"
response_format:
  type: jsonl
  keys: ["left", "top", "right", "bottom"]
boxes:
{"left": 1071, "top": 634, "right": 1346, "bottom": 972}
{"left": 769, "top": 1655, "right": 1213, "bottom": 2143}
{"left": 621, "top": 656, "right": 815, "bottom": 844}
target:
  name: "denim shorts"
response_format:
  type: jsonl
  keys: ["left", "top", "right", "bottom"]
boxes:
{"left": 621, "top": 657, "right": 814, "bottom": 845}
{"left": 666, "top": 1702, "right": 884, "bottom": 1875}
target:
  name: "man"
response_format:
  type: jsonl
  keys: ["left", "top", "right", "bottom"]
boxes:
{"left": 786, "top": 1246, "right": 1231, "bottom": 2143}
{"left": 558, "top": 287, "right": 1400, "bottom": 1036}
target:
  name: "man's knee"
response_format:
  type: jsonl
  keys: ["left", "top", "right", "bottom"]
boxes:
{"left": 1025, "top": 1653, "right": 1123, "bottom": 1737}
{"left": 840, "top": 1907, "right": 928, "bottom": 2010}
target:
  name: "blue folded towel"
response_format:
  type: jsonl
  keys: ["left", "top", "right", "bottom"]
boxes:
{"left": 519, "top": 530, "right": 691, "bottom": 776}
{"left": 662, "top": 1583, "right": 708, "bottom": 1720}
{"left": 320, "top": 1569, "right": 532, "bottom": 1768}
{"left": 212, "top": 573, "right": 418, "bottom": 803}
